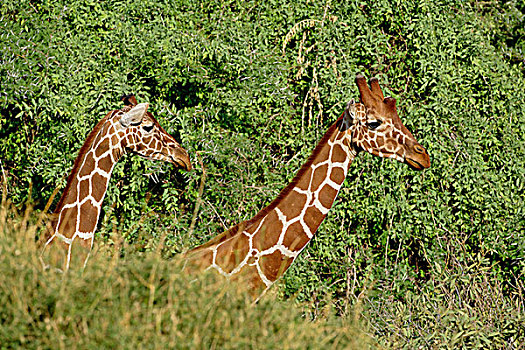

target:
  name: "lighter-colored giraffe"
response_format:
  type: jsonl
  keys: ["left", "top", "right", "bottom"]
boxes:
{"left": 42, "top": 95, "right": 192, "bottom": 271}
{"left": 184, "top": 74, "right": 430, "bottom": 297}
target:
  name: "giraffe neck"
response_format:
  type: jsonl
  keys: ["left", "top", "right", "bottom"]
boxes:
{"left": 46, "top": 111, "right": 126, "bottom": 268}
{"left": 186, "top": 116, "right": 357, "bottom": 290}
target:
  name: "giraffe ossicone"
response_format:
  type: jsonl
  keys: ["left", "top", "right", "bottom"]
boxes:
{"left": 42, "top": 95, "right": 192, "bottom": 271}
{"left": 184, "top": 74, "right": 430, "bottom": 298}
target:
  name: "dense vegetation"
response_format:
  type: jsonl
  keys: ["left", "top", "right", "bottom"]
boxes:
{"left": 1, "top": 0, "right": 524, "bottom": 347}
{"left": 0, "top": 201, "right": 370, "bottom": 348}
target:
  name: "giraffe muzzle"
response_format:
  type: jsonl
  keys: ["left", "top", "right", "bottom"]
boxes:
{"left": 170, "top": 149, "right": 192, "bottom": 171}
{"left": 172, "top": 154, "right": 192, "bottom": 171}
{"left": 146, "top": 148, "right": 192, "bottom": 171}
{"left": 405, "top": 145, "right": 430, "bottom": 170}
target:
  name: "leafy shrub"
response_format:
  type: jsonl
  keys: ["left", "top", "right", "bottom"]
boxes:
{"left": 1, "top": 0, "right": 524, "bottom": 347}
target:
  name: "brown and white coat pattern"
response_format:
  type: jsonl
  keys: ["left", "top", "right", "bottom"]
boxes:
{"left": 185, "top": 75, "right": 430, "bottom": 295}
{"left": 44, "top": 97, "right": 191, "bottom": 270}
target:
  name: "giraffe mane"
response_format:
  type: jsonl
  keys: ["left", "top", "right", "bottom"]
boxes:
{"left": 53, "top": 111, "right": 116, "bottom": 214}
{"left": 192, "top": 115, "right": 345, "bottom": 250}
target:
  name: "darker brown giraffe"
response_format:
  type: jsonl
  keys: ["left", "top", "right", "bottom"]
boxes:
{"left": 42, "top": 95, "right": 192, "bottom": 270}
{"left": 185, "top": 74, "right": 430, "bottom": 297}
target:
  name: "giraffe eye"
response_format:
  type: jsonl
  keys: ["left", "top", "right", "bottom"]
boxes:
{"left": 367, "top": 120, "right": 382, "bottom": 130}
{"left": 142, "top": 124, "right": 154, "bottom": 133}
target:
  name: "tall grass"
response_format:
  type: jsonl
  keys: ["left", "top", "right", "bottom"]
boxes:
{"left": 1, "top": 197, "right": 524, "bottom": 347}
{"left": 0, "top": 200, "right": 370, "bottom": 349}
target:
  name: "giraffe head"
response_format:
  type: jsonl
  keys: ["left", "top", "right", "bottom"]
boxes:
{"left": 345, "top": 74, "right": 430, "bottom": 170}
{"left": 117, "top": 95, "right": 192, "bottom": 170}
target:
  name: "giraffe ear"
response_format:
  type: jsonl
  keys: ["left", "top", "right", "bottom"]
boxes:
{"left": 346, "top": 98, "right": 355, "bottom": 110}
{"left": 120, "top": 103, "right": 148, "bottom": 127}
{"left": 344, "top": 99, "right": 355, "bottom": 117}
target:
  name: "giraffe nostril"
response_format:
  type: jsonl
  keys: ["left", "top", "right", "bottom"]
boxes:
{"left": 414, "top": 145, "right": 426, "bottom": 154}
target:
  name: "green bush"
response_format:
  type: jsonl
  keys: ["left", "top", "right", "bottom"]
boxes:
{"left": 1, "top": 0, "right": 524, "bottom": 347}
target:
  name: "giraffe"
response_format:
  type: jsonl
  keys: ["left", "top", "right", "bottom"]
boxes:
{"left": 184, "top": 74, "right": 430, "bottom": 297}
{"left": 42, "top": 95, "right": 192, "bottom": 270}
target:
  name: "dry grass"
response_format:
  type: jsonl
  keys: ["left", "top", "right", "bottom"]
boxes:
{"left": 0, "top": 200, "right": 371, "bottom": 349}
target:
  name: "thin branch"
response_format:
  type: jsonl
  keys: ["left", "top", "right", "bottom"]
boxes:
{"left": 188, "top": 152, "right": 207, "bottom": 237}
